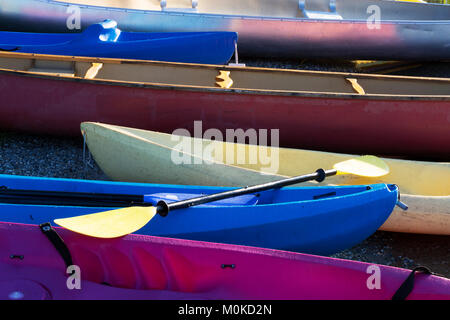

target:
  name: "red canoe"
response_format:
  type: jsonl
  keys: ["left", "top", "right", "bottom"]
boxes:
{"left": 0, "top": 52, "right": 448, "bottom": 159}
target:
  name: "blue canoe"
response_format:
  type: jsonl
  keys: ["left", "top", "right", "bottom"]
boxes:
{"left": 0, "top": 174, "right": 398, "bottom": 255}
{"left": 0, "top": 19, "right": 237, "bottom": 65}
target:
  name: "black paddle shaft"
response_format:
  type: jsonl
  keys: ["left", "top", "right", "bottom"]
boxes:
{"left": 155, "top": 168, "right": 337, "bottom": 216}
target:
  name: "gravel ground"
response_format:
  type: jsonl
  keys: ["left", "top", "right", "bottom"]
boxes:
{"left": 0, "top": 59, "right": 448, "bottom": 279}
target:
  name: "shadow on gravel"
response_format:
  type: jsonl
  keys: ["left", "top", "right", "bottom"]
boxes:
{"left": 0, "top": 132, "right": 108, "bottom": 181}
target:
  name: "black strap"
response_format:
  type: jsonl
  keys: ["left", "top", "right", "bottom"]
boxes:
{"left": 0, "top": 47, "right": 20, "bottom": 52}
{"left": 39, "top": 222, "right": 74, "bottom": 271}
{"left": 392, "top": 266, "right": 432, "bottom": 300}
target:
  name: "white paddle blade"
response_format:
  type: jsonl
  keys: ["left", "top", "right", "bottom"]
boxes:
{"left": 54, "top": 206, "right": 157, "bottom": 238}
{"left": 333, "top": 155, "right": 389, "bottom": 177}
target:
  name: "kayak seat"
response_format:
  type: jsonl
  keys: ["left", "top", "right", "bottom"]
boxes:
{"left": 298, "top": 0, "right": 343, "bottom": 20}
{"left": 144, "top": 193, "right": 259, "bottom": 206}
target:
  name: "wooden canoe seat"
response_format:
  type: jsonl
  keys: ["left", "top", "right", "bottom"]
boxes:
{"left": 28, "top": 59, "right": 75, "bottom": 77}
{"left": 298, "top": 0, "right": 343, "bottom": 20}
{"left": 160, "top": 0, "right": 199, "bottom": 12}
{"left": 27, "top": 68, "right": 75, "bottom": 77}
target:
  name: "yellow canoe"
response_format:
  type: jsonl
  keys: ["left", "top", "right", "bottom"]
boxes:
{"left": 81, "top": 122, "right": 450, "bottom": 235}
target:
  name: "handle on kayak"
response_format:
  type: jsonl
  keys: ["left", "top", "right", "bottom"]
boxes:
{"left": 298, "top": 0, "right": 343, "bottom": 20}
{"left": 396, "top": 199, "right": 409, "bottom": 211}
{"left": 0, "top": 47, "right": 20, "bottom": 52}
{"left": 160, "top": 0, "right": 198, "bottom": 12}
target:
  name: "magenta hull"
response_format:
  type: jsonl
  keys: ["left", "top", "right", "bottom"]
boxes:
{"left": 1, "top": 222, "right": 449, "bottom": 300}
{"left": 0, "top": 71, "right": 449, "bottom": 159}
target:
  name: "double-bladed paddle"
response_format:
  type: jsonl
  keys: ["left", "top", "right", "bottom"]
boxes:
{"left": 53, "top": 155, "right": 390, "bottom": 238}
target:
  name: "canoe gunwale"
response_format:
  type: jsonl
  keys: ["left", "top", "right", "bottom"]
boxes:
{"left": 2, "top": 68, "right": 450, "bottom": 101}
{"left": 31, "top": 0, "right": 450, "bottom": 24}
{"left": 3, "top": 51, "right": 450, "bottom": 82}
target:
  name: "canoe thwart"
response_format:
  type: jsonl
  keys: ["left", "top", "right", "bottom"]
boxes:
{"left": 216, "top": 70, "right": 233, "bottom": 88}
{"left": 160, "top": 0, "right": 199, "bottom": 12}
{"left": 298, "top": 0, "right": 343, "bottom": 20}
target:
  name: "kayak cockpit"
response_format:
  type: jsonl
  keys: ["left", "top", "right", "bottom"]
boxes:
{"left": 144, "top": 193, "right": 261, "bottom": 207}
{"left": 143, "top": 185, "right": 378, "bottom": 207}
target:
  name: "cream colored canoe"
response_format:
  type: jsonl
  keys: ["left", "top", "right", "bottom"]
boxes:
{"left": 81, "top": 122, "right": 450, "bottom": 235}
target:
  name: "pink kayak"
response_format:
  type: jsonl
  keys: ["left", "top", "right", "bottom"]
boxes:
{"left": 1, "top": 222, "right": 449, "bottom": 300}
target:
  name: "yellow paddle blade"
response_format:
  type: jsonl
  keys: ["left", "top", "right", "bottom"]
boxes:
{"left": 333, "top": 155, "right": 389, "bottom": 177}
{"left": 54, "top": 206, "right": 157, "bottom": 238}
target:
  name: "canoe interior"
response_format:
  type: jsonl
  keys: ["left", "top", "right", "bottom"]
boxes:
{"left": 54, "top": 0, "right": 450, "bottom": 20}
{"left": 85, "top": 123, "right": 450, "bottom": 196}
{"left": 1, "top": 52, "right": 450, "bottom": 97}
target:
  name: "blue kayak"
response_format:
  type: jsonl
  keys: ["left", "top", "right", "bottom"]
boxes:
{"left": 0, "top": 19, "right": 237, "bottom": 65}
{"left": 0, "top": 174, "right": 398, "bottom": 255}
